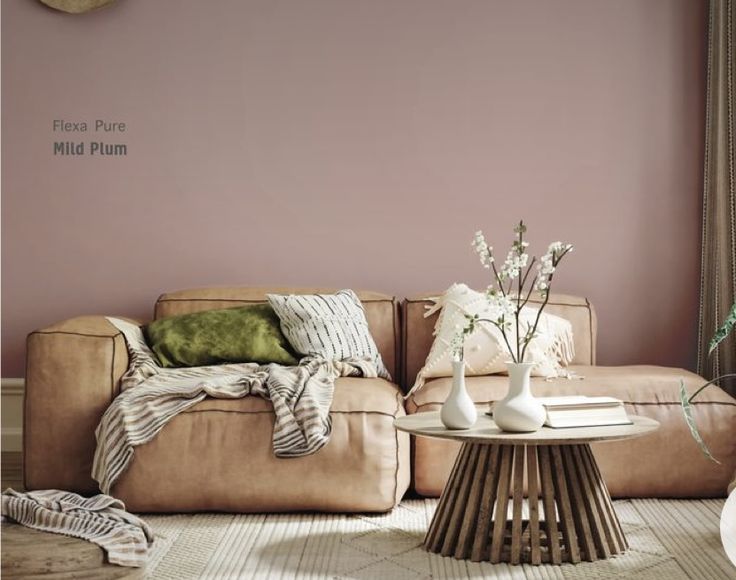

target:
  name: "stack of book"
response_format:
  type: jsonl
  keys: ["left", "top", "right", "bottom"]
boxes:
{"left": 536, "top": 396, "right": 631, "bottom": 428}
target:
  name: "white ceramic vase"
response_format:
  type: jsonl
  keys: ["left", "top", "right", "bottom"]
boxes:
{"left": 440, "top": 360, "right": 477, "bottom": 430}
{"left": 493, "top": 362, "right": 546, "bottom": 432}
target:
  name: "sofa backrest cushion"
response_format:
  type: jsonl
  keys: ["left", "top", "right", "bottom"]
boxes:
{"left": 154, "top": 287, "right": 400, "bottom": 380}
{"left": 402, "top": 292, "right": 597, "bottom": 391}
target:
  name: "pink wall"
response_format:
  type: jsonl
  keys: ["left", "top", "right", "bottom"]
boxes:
{"left": 2, "top": 0, "right": 705, "bottom": 377}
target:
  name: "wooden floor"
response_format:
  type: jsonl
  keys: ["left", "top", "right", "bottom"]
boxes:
{"left": 2, "top": 452, "right": 23, "bottom": 491}
{"left": 1, "top": 452, "right": 145, "bottom": 579}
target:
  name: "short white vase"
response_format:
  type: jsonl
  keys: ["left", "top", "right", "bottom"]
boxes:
{"left": 440, "top": 360, "right": 477, "bottom": 430}
{"left": 493, "top": 362, "right": 546, "bottom": 432}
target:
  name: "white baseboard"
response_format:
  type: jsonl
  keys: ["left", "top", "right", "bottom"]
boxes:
{"left": 2, "top": 378, "right": 24, "bottom": 452}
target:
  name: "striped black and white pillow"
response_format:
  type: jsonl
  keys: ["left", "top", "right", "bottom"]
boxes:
{"left": 267, "top": 290, "right": 391, "bottom": 380}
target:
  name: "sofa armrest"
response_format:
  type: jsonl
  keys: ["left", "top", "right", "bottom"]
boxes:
{"left": 24, "top": 316, "right": 135, "bottom": 492}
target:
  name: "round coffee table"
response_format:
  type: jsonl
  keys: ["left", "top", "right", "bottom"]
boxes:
{"left": 395, "top": 412, "right": 659, "bottom": 565}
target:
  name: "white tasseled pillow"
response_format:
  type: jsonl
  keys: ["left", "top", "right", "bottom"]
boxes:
{"left": 407, "top": 283, "right": 575, "bottom": 396}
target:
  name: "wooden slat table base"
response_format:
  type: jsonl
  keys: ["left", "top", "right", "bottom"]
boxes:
{"left": 423, "top": 442, "right": 627, "bottom": 565}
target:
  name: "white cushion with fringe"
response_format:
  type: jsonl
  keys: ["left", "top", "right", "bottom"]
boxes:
{"left": 407, "top": 283, "right": 575, "bottom": 396}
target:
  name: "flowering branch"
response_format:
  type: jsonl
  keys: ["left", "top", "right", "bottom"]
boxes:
{"left": 466, "top": 222, "right": 573, "bottom": 364}
{"left": 520, "top": 242, "right": 573, "bottom": 361}
{"left": 515, "top": 224, "right": 524, "bottom": 361}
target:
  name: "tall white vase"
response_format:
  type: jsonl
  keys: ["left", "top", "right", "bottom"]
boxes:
{"left": 440, "top": 360, "right": 477, "bottom": 430}
{"left": 493, "top": 362, "right": 546, "bottom": 432}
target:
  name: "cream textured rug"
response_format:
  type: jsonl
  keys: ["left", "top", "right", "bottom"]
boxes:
{"left": 142, "top": 499, "right": 733, "bottom": 579}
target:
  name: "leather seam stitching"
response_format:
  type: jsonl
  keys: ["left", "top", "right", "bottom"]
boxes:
{"left": 110, "top": 336, "right": 116, "bottom": 401}
{"left": 392, "top": 390, "right": 401, "bottom": 506}
{"left": 401, "top": 299, "right": 409, "bottom": 391}
{"left": 29, "top": 330, "right": 123, "bottom": 340}
{"left": 409, "top": 400, "right": 736, "bottom": 410}
{"left": 393, "top": 296, "right": 400, "bottom": 386}
{"left": 585, "top": 298, "right": 595, "bottom": 365}
{"left": 180, "top": 408, "right": 404, "bottom": 417}
{"left": 156, "top": 297, "right": 395, "bottom": 304}
{"left": 22, "top": 335, "right": 31, "bottom": 489}
{"left": 403, "top": 298, "right": 590, "bottom": 307}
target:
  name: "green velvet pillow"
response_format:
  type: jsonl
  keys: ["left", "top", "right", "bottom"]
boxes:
{"left": 145, "top": 304, "right": 299, "bottom": 368}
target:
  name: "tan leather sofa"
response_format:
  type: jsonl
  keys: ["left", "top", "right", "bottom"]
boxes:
{"left": 23, "top": 288, "right": 736, "bottom": 512}
{"left": 403, "top": 293, "right": 736, "bottom": 498}
{"left": 24, "top": 287, "right": 410, "bottom": 513}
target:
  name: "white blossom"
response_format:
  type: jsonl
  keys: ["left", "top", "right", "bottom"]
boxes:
{"left": 471, "top": 230, "right": 494, "bottom": 269}
{"left": 499, "top": 242, "right": 529, "bottom": 280}
{"left": 535, "top": 241, "right": 573, "bottom": 294}
{"left": 486, "top": 289, "right": 516, "bottom": 318}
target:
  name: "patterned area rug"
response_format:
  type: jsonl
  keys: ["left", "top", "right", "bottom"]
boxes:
{"left": 142, "top": 499, "right": 733, "bottom": 579}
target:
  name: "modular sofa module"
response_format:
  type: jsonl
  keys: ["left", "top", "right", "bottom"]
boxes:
{"left": 402, "top": 293, "right": 736, "bottom": 498}
{"left": 24, "top": 287, "right": 410, "bottom": 513}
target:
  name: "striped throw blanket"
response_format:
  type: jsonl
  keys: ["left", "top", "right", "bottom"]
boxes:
{"left": 1, "top": 488, "right": 153, "bottom": 567}
{"left": 92, "top": 318, "right": 378, "bottom": 494}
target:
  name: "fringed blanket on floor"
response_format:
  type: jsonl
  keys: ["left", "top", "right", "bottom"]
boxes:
{"left": 1, "top": 489, "right": 153, "bottom": 567}
{"left": 92, "top": 317, "right": 378, "bottom": 494}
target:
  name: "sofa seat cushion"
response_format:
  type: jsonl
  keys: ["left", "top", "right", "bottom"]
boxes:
{"left": 407, "top": 365, "right": 736, "bottom": 498}
{"left": 111, "top": 377, "right": 410, "bottom": 513}
{"left": 192, "top": 376, "right": 404, "bottom": 416}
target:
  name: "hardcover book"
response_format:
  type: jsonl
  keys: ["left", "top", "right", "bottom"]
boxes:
{"left": 536, "top": 396, "right": 632, "bottom": 429}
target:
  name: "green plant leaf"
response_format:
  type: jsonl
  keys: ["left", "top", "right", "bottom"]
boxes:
{"left": 679, "top": 379, "right": 720, "bottom": 464}
{"left": 709, "top": 302, "right": 736, "bottom": 355}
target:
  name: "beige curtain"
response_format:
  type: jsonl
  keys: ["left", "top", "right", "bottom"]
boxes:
{"left": 697, "top": 0, "right": 736, "bottom": 395}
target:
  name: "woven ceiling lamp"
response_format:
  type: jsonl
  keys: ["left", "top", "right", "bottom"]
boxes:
{"left": 39, "top": 0, "right": 116, "bottom": 13}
